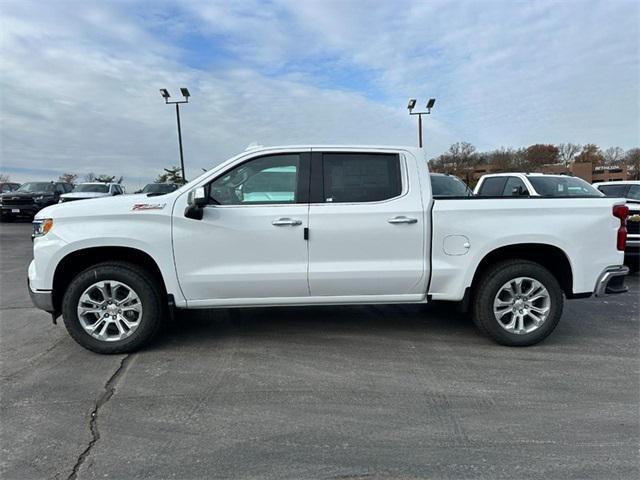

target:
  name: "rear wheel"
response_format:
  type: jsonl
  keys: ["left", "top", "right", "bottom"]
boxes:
{"left": 62, "top": 262, "right": 164, "bottom": 353}
{"left": 472, "top": 260, "right": 564, "bottom": 346}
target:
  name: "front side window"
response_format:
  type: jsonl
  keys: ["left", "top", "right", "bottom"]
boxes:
{"left": 209, "top": 154, "right": 300, "bottom": 205}
{"left": 598, "top": 184, "right": 629, "bottom": 198}
{"left": 528, "top": 176, "right": 602, "bottom": 197}
{"left": 502, "top": 177, "right": 528, "bottom": 196}
{"left": 477, "top": 177, "right": 507, "bottom": 196}
{"left": 321, "top": 153, "right": 401, "bottom": 203}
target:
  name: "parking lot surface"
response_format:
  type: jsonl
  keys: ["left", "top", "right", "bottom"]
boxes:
{"left": 1, "top": 221, "right": 638, "bottom": 480}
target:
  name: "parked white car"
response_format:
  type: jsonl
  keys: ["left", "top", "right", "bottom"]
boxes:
{"left": 593, "top": 180, "right": 640, "bottom": 272}
{"left": 59, "top": 182, "right": 124, "bottom": 202}
{"left": 29, "top": 146, "right": 629, "bottom": 353}
{"left": 474, "top": 172, "right": 603, "bottom": 197}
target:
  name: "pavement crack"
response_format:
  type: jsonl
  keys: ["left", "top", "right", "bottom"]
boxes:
{"left": 66, "top": 354, "right": 134, "bottom": 480}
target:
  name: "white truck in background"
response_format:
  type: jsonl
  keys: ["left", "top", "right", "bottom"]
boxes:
{"left": 28, "top": 146, "right": 629, "bottom": 353}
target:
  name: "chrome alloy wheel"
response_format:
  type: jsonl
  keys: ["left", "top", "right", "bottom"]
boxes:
{"left": 493, "top": 277, "right": 551, "bottom": 335}
{"left": 77, "top": 280, "right": 143, "bottom": 342}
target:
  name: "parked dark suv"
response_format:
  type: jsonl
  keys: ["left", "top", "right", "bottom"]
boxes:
{"left": 0, "top": 181, "right": 73, "bottom": 221}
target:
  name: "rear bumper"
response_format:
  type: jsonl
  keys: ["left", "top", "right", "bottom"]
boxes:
{"left": 28, "top": 278, "right": 54, "bottom": 313}
{"left": 594, "top": 265, "right": 629, "bottom": 297}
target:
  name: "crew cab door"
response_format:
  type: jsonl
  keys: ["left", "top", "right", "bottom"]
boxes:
{"left": 307, "top": 150, "right": 428, "bottom": 297}
{"left": 172, "top": 151, "right": 311, "bottom": 305}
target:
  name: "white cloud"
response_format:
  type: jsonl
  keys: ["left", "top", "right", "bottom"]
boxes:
{"left": 0, "top": 0, "right": 638, "bottom": 189}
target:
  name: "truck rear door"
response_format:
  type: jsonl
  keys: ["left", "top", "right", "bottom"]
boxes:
{"left": 307, "top": 150, "right": 428, "bottom": 297}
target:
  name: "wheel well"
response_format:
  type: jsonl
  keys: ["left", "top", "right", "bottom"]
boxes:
{"left": 52, "top": 247, "right": 167, "bottom": 313}
{"left": 470, "top": 244, "right": 574, "bottom": 299}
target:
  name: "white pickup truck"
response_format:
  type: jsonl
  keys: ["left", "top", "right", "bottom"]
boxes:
{"left": 29, "top": 146, "right": 630, "bottom": 353}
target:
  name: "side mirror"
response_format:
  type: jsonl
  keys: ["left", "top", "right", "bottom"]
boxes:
{"left": 512, "top": 186, "right": 529, "bottom": 197}
{"left": 185, "top": 186, "right": 207, "bottom": 220}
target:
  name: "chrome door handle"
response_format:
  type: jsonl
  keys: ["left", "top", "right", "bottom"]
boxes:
{"left": 388, "top": 216, "right": 418, "bottom": 224}
{"left": 272, "top": 218, "right": 302, "bottom": 226}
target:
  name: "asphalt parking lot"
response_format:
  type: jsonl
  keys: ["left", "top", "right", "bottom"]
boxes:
{"left": 1, "top": 221, "right": 638, "bottom": 480}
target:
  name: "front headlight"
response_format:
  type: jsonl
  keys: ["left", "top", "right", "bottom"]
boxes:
{"left": 32, "top": 218, "right": 54, "bottom": 238}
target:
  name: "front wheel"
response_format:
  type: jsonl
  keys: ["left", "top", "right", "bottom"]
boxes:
{"left": 472, "top": 260, "right": 564, "bottom": 346}
{"left": 62, "top": 262, "right": 164, "bottom": 353}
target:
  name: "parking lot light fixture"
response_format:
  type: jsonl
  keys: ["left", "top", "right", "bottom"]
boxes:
{"left": 159, "top": 87, "right": 191, "bottom": 182}
{"left": 408, "top": 97, "right": 436, "bottom": 148}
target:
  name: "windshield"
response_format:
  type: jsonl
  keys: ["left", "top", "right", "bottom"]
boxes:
{"left": 17, "top": 182, "right": 54, "bottom": 193}
{"left": 528, "top": 176, "right": 603, "bottom": 197}
{"left": 430, "top": 175, "right": 472, "bottom": 197}
{"left": 74, "top": 184, "right": 109, "bottom": 193}
{"left": 142, "top": 184, "right": 175, "bottom": 194}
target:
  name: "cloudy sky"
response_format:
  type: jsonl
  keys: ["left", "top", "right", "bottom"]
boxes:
{"left": 1, "top": 0, "right": 638, "bottom": 189}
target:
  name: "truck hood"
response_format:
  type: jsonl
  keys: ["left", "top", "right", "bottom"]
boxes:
{"left": 35, "top": 193, "right": 176, "bottom": 220}
{"left": 60, "top": 192, "right": 111, "bottom": 199}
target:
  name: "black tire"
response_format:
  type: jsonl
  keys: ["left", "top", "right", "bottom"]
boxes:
{"left": 62, "top": 262, "right": 165, "bottom": 353}
{"left": 472, "top": 260, "right": 564, "bottom": 346}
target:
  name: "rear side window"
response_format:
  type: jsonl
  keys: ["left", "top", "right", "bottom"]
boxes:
{"left": 477, "top": 177, "right": 508, "bottom": 196}
{"left": 321, "top": 153, "right": 401, "bottom": 203}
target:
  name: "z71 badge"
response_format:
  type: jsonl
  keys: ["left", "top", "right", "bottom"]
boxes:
{"left": 131, "top": 203, "right": 166, "bottom": 211}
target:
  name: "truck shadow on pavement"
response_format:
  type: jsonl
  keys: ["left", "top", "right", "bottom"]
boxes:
{"left": 152, "top": 303, "right": 479, "bottom": 351}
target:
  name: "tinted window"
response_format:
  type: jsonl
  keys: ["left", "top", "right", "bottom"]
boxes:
{"left": 75, "top": 184, "right": 109, "bottom": 193}
{"left": 209, "top": 154, "right": 300, "bottom": 205}
{"left": 322, "top": 153, "right": 401, "bottom": 203}
{"left": 430, "top": 175, "right": 471, "bottom": 197}
{"left": 628, "top": 185, "right": 640, "bottom": 200}
{"left": 477, "top": 177, "right": 508, "bottom": 196}
{"left": 597, "top": 184, "right": 630, "bottom": 198}
{"left": 502, "top": 177, "right": 528, "bottom": 196}
{"left": 142, "top": 184, "right": 176, "bottom": 194}
{"left": 17, "top": 182, "right": 55, "bottom": 193}
{"left": 528, "top": 176, "right": 602, "bottom": 197}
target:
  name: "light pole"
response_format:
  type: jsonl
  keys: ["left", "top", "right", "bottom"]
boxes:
{"left": 160, "top": 88, "right": 190, "bottom": 183}
{"left": 407, "top": 98, "right": 436, "bottom": 148}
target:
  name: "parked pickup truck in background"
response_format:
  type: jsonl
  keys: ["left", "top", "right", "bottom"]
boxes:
{"left": 594, "top": 181, "right": 640, "bottom": 272}
{"left": 474, "top": 172, "right": 603, "bottom": 197}
{"left": 28, "top": 146, "right": 629, "bottom": 353}
{"left": 59, "top": 182, "right": 124, "bottom": 203}
{"left": 1, "top": 181, "right": 72, "bottom": 221}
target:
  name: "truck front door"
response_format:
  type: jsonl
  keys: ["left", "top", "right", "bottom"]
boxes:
{"left": 172, "top": 151, "right": 311, "bottom": 305}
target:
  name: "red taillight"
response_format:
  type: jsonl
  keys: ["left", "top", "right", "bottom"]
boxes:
{"left": 613, "top": 205, "right": 629, "bottom": 251}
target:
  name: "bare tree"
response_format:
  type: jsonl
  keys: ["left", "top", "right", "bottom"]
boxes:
{"left": 625, "top": 148, "right": 640, "bottom": 180}
{"left": 84, "top": 172, "right": 96, "bottom": 182}
{"left": 0, "top": 173, "right": 10, "bottom": 182}
{"left": 557, "top": 143, "right": 581, "bottom": 166}
{"left": 603, "top": 146, "right": 625, "bottom": 165}
{"left": 58, "top": 173, "right": 78, "bottom": 185}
